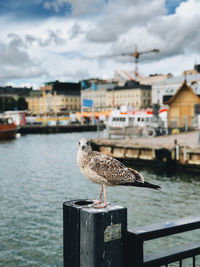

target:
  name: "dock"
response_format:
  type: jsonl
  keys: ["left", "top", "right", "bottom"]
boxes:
{"left": 91, "top": 131, "right": 200, "bottom": 172}
{"left": 18, "top": 124, "right": 103, "bottom": 134}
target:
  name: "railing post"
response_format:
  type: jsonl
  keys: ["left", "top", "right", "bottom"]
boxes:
{"left": 124, "top": 231, "right": 144, "bottom": 267}
{"left": 63, "top": 199, "right": 127, "bottom": 267}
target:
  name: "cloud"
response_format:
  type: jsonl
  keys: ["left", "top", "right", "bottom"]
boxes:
{"left": 0, "top": 65, "right": 48, "bottom": 80}
{"left": 146, "top": 0, "right": 200, "bottom": 58}
{"left": 0, "top": 37, "right": 33, "bottom": 67}
{"left": 69, "top": 23, "right": 82, "bottom": 39}
{"left": 62, "top": 69, "right": 90, "bottom": 81}
{"left": 43, "top": 0, "right": 104, "bottom": 16}
{"left": 93, "top": 0, "right": 200, "bottom": 66}
{"left": 86, "top": 0, "right": 166, "bottom": 43}
{"left": 165, "top": 0, "right": 187, "bottom": 14}
{"left": 0, "top": 35, "right": 48, "bottom": 81}
{"left": 25, "top": 29, "right": 65, "bottom": 46}
{"left": 0, "top": 0, "right": 199, "bottom": 88}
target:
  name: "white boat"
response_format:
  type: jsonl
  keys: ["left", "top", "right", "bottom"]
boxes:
{"left": 107, "top": 106, "right": 168, "bottom": 137}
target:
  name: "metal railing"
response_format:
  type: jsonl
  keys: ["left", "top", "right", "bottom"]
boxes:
{"left": 63, "top": 200, "right": 200, "bottom": 267}
{"left": 124, "top": 216, "right": 200, "bottom": 267}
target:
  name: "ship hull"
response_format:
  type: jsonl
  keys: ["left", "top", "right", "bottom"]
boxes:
{"left": 0, "top": 124, "right": 17, "bottom": 139}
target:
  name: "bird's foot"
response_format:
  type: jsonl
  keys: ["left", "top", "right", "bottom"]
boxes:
{"left": 93, "top": 199, "right": 102, "bottom": 205}
{"left": 93, "top": 203, "right": 107, "bottom": 209}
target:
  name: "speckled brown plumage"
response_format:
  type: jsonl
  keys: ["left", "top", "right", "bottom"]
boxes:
{"left": 77, "top": 138, "right": 160, "bottom": 208}
{"left": 87, "top": 151, "right": 144, "bottom": 185}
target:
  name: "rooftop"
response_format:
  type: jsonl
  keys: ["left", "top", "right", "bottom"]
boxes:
{"left": 153, "top": 73, "right": 200, "bottom": 86}
{"left": 108, "top": 81, "right": 151, "bottom": 91}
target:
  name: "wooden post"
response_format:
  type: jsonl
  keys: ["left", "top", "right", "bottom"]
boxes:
{"left": 63, "top": 199, "right": 127, "bottom": 267}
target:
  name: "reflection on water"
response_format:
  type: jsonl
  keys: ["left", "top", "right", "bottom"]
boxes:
{"left": 0, "top": 133, "right": 199, "bottom": 266}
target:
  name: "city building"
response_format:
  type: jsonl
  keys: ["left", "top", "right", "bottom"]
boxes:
{"left": 113, "top": 70, "right": 140, "bottom": 86}
{"left": 0, "top": 85, "right": 32, "bottom": 112}
{"left": 139, "top": 73, "right": 172, "bottom": 85}
{"left": 183, "top": 64, "right": 200, "bottom": 76}
{"left": 26, "top": 81, "right": 81, "bottom": 115}
{"left": 25, "top": 91, "right": 43, "bottom": 115}
{"left": 81, "top": 81, "right": 151, "bottom": 111}
{"left": 0, "top": 86, "right": 33, "bottom": 97}
{"left": 164, "top": 81, "right": 200, "bottom": 129}
{"left": 106, "top": 81, "right": 151, "bottom": 109}
{"left": 113, "top": 70, "right": 170, "bottom": 86}
{"left": 152, "top": 73, "right": 200, "bottom": 106}
{"left": 81, "top": 83, "right": 115, "bottom": 111}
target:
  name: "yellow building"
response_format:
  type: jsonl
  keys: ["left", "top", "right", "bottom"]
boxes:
{"left": 26, "top": 92, "right": 81, "bottom": 115}
{"left": 53, "top": 93, "right": 81, "bottom": 113}
{"left": 26, "top": 91, "right": 43, "bottom": 115}
{"left": 164, "top": 81, "right": 200, "bottom": 128}
{"left": 26, "top": 81, "right": 81, "bottom": 115}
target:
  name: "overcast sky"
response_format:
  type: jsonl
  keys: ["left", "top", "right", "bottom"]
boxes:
{"left": 0, "top": 0, "right": 199, "bottom": 89}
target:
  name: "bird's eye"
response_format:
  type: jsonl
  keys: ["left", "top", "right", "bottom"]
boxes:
{"left": 86, "top": 141, "right": 89, "bottom": 145}
{"left": 79, "top": 142, "right": 80, "bottom": 145}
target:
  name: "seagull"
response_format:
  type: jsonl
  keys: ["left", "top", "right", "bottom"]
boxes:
{"left": 77, "top": 138, "right": 160, "bottom": 208}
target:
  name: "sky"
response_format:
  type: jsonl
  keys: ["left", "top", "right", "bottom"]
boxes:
{"left": 0, "top": 0, "right": 200, "bottom": 89}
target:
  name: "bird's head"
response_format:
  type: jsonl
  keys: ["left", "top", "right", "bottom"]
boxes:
{"left": 78, "top": 138, "right": 92, "bottom": 153}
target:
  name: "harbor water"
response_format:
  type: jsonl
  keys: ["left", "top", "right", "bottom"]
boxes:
{"left": 0, "top": 132, "right": 199, "bottom": 266}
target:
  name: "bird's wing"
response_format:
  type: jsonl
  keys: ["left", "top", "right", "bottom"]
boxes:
{"left": 87, "top": 152, "right": 143, "bottom": 184}
{"left": 128, "top": 168, "right": 144, "bottom": 183}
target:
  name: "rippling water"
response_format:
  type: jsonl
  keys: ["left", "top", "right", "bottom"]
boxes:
{"left": 0, "top": 132, "right": 199, "bottom": 266}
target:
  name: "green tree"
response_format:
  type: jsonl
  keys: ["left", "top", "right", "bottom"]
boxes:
{"left": 5, "top": 97, "right": 16, "bottom": 111}
{"left": 0, "top": 98, "right": 5, "bottom": 112}
{"left": 17, "top": 97, "right": 28, "bottom": 110}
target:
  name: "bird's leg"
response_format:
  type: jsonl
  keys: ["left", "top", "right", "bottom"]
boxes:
{"left": 93, "top": 185, "right": 103, "bottom": 205}
{"left": 94, "top": 185, "right": 107, "bottom": 209}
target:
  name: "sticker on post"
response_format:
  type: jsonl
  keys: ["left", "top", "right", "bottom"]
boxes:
{"left": 104, "top": 224, "right": 121, "bottom": 242}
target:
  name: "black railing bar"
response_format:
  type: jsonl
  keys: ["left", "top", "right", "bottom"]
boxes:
{"left": 193, "top": 256, "right": 195, "bottom": 267}
{"left": 129, "top": 216, "right": 200, "bottom": 241}
{"left": 143, "top": 241, "right": 200, "bottom": 267}
{"left": 179, "top": 259, "right": 182, "bottom": 267}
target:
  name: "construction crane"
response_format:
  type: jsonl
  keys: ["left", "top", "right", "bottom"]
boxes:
{"left": 100, "top": 44, "right": 159, "bottom": 81}
{"left": 119, "top": 44, "right": 159, "bottom": 81}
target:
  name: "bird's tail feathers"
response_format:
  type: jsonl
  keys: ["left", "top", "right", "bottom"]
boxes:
{"left": 121, "top": 181, "right": 161, "bottom": 190}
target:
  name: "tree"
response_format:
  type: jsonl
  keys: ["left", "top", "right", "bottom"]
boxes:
{"left": 5, "top": 97, "right": 16, "bottom": 110}
{"left": 17, "top": 97, "right": 28, "bottom": 110}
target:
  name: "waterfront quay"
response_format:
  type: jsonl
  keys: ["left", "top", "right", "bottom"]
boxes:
{"left": 91, "top": 131, "right": 200, "bottom": 172}
{"left": 18, "top": 124, "right": 102, "bottom": 134}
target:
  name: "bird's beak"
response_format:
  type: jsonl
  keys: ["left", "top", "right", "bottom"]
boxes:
{"left": 82, "top": 145, "right": 86, "bottom": 150}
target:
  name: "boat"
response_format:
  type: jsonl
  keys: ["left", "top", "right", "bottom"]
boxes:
{"left": 107, "top": 106, "right": 168, "bottom": 137}
{"left": 0, "top": 116, "right": 18, "bottom": 139}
